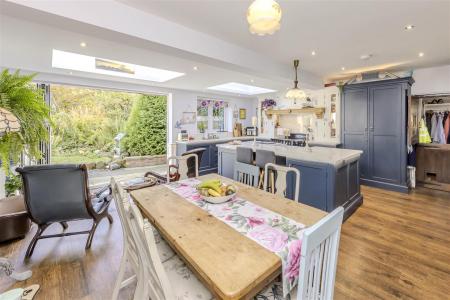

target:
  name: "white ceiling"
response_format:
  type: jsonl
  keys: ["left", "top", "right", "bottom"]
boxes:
{"left": 1, "top": 0, "right": 449, "bottom": 98}
{"left": 120, "top": 0, "right": 450, "bottom": 80}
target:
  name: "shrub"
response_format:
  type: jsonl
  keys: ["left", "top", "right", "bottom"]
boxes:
{"left": 51, "top": 85, "right": 138, "bottom": 155}
{"left": 122, "top": 95, "right": 167, "bottom": 156}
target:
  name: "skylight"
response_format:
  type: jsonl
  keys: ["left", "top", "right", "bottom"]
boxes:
{"left": 52, "top": 49, "right": 184, "bottom": 82}
{"left": 207, "top": 82, "right": 276, "bottom": 95}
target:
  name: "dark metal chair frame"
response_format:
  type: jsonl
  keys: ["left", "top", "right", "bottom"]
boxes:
{"left": 16, "top": 164, "right": 113, "bottom": 258}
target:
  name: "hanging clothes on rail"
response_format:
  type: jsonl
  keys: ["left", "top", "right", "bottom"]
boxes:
{"left": 425, "top": 111, "right": 433, "bottom": 136}
{"left": 434, "top": 113, "right": 446, "bottom": 144}
{"left": 444, "top": 111, "right": 450, "bottom": 143}
{"left": 430, "top": 113, "right": 438, "bottom": 141}
{"left": 419, "top": 118, "right": 431, "bottom": 143}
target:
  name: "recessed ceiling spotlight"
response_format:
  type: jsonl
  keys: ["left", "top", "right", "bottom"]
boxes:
{"left": 360, "top": 54, "right": 372, "bottom": 60}
{"left": 418, "top": 52, "right": 424, "bottom": 57}
{"left": 404, "top": 24, "right": 415, "bottom": 31}
{"left": 250, "top": 79, "right": 254, "bottom": 83}
{"left": 69, "top": 71, "right": 73, "bottom": 75}
{"left": 80, "top": 42, "right": 87, "bottom": 47}
{"left": 193, "top": 66, "right": 199, "bottom": 71}
{"left": 311, "top": 51, "right": 316, "bottom": 56}
{"left": 341, "top": 67, "right": 346, "bottom": 71}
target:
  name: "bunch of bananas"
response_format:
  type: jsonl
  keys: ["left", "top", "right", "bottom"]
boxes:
{"left": 197, "top": 179, "right": 236, "bottom": 197}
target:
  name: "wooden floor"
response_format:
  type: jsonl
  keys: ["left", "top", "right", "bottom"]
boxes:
{"left": 1, "top": 185, "right": 449, "bottom": 300}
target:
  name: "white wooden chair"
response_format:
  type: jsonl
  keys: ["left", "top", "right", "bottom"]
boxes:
{"left": 166, "top": 153, "right": 198, "bottom": 182}
{"left": 110, "top": 178, "right": 175, "bottom": 300}
{"left": 234, "top": 161, "right": 260, "bottom": 187}
{"left": 127, "top": 201, "right": 213, "bottom": 300}
{"left": 256, "top": 206, "right": 344, "bottom": 300}
{"left": 263, "top": 163, "right": 300, "bottom": 201}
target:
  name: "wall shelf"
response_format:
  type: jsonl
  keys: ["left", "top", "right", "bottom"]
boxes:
{"left": 265, "top": 107, "right": 326, "bottom": 119}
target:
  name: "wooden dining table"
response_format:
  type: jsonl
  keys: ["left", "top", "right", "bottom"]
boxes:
{"left": 130, "top": 174, "right": 327, "bottom": 300}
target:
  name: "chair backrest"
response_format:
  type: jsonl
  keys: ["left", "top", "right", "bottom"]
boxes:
{"left": 263, "top": 163, "right": 300, "bottom": 201}
{"left": 110, "top": 178, "right": 139, "bottom": 258}
{"left": 167, "top": 153, "right": 198, "bottom": 182}
{"left": 255, "top": 149, "right": 276, "bottom": 168}
{"left": 182, "top": 147, "right": 206, "bottom": 173}
{"left": 234, "top": 161, "right": 259, "bottom": 187}
{"left": 16, "top": 164, "right": 91, "bottom": 224}
{"left": 236, "top": 147, "right": 254, "bottom": 164}
{"left": 127, "top": 202, "right": 175, "bottom": 300}
{"left": 297, "top": 207, "right": 344, "bottom": 300}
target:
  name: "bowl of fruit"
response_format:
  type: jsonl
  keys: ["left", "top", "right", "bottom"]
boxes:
{"left": 196, "top": 179, "right": 237, "bottom": 204}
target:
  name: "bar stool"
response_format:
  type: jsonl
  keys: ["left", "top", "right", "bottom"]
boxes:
{"left": 255, "top": 149, "right": 276, "bottom": 189}
{"left": 236, "top": 147, "right": 254, "bottom": 165}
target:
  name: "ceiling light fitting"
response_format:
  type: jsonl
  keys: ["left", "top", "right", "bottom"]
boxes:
{"left": 418, "top": 52, "right": 424, "bottom": 57}
{"left": 404, "top": 24, "right": 415, "bottom": 30}
{"left": 0, "top": 108, "right": 20, "bottom": 137}
{"left": 285, "top": 59, "right": 306, "bottom": 101}
{"left": 80, "top": 42, "right": 87, "bottom": 47}
{"left": 311, "top": 51, "right": 316, "bottom": 56}
{"left": 193, "top": 66, "right": 199, "bottom": 71}
{"left": 360, "top": 54, "right": 372, "bottom": 60}
{"left": 341, "top": 67, "right": 346, "bottom": 71}
{"left": 247, "top": 0, "right": 282, "bottom": 36}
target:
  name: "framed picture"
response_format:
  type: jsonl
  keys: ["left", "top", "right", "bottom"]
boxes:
{"left": 239, "top": 108, "right": 246, "bottom": 120}
{"left": 181, "top": 112, "right": 196, "bottom": 125}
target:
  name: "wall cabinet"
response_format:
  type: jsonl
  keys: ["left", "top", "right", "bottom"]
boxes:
{"left": 342, "top": 77, "right": 414, "bottom": 193}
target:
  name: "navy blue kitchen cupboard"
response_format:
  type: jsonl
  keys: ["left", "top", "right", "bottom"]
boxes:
{"left": 342, "top": 77, "right": 414, "bottom": 193}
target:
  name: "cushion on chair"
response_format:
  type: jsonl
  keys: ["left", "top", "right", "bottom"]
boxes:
{"left": 91, "top": 190, "right": 112, "bottom": 213}
{"left": 152, "top": 228, "right": 176, "bottom": 263}
{"left": 163, "top": 255, "right": 213, "bottom": 300}
{"left": 256, "top": 281, "right": 297, "bottom": 300}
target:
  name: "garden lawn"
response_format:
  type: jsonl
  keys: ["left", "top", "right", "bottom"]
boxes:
{"left": 52, "top": 153, "right": 111, "bottom": 164}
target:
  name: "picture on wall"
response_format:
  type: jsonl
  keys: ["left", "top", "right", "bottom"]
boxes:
{"left": 181, "top": 112, "right": 196, "bottom": 125}
{"left": 239, "top": 108, "right": 246, "bottom": 120}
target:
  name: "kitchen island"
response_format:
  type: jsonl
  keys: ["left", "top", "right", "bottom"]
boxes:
{"left": 217, "top": 141, "right": 363, "bottom": 219}
{"left": 176, "top": 137, "right": 264, "bottom": 175}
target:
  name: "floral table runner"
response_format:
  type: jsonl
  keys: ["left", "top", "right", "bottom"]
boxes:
{"left": 165, "top": 178, "right": 306, "bottom": 297}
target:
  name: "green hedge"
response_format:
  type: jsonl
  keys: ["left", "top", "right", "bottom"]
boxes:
{"left": 122, "top": 94, "right": 167, "bottom": 156}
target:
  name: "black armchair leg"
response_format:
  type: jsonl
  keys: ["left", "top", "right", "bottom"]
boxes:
{"left": 85, "top": 220, "right": 99, "bottom": 249}
{"left": 26, "top": 224, "right": 49, "bottom": 259}
{"left": 60, "top": 221, "right": 68, "bottom": 230}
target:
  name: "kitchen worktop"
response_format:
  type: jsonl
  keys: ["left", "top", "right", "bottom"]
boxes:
{"left": 217, "top": 141, "right": 361, "bottom": 168}
{"left": 176, "top": 136, "right": 262, "bottom": 145}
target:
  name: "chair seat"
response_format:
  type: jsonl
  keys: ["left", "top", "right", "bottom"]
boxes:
{"left": 154, "top": 228, "right": 212, "bottom": 299}
{"left": 256, "top": 281, "right": 297, "bottom": 300}
{"left": 163, "top": 254, "right": 213, "bottom": 300}
{"left": 153, "top": 229, "right": 176, "bottom": 263}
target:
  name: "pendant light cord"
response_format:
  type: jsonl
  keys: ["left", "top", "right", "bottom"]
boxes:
{"left": 293, "top": 59, "right": 299, "bottom": 88}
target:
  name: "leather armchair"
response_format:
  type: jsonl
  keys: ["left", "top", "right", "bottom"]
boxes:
{"left": 16, "top": 164, "right": 113, "bottom": 258}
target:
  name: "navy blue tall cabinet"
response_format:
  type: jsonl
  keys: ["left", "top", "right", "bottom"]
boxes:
{"left": 342, "top": 77, "right": 414, "bottom": 193}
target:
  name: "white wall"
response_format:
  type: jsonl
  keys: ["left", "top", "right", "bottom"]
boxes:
{"left": 412, "top": 64, "right": 450, "bottom": 95}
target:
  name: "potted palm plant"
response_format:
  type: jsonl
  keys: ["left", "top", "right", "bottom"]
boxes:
{"left": 0, "top": 69, "right": 51, "bottom": 197}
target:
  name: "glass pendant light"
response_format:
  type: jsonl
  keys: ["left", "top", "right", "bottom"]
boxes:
{"left": 286, "top": 59, "right": 306, "bottom": 103}
{"left": 247, "top": 0, "right": 282, "bottom": 36}
{"left": 0, "top": 108, "right": 20, "bottom": 136}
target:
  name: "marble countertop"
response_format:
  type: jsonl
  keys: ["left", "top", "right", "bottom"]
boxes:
{"left": 176, "top": 136, "right": 261, "bottom": 145}
{"left": 217, "top": 141, "right": 362, "bottom": 167}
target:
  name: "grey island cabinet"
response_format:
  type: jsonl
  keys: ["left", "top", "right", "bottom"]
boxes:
{"left": 176, "top": 137, "right": 264, "bottom": 175}
{"left": 217, "top": 142, "right": 363, "bottom": 220}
